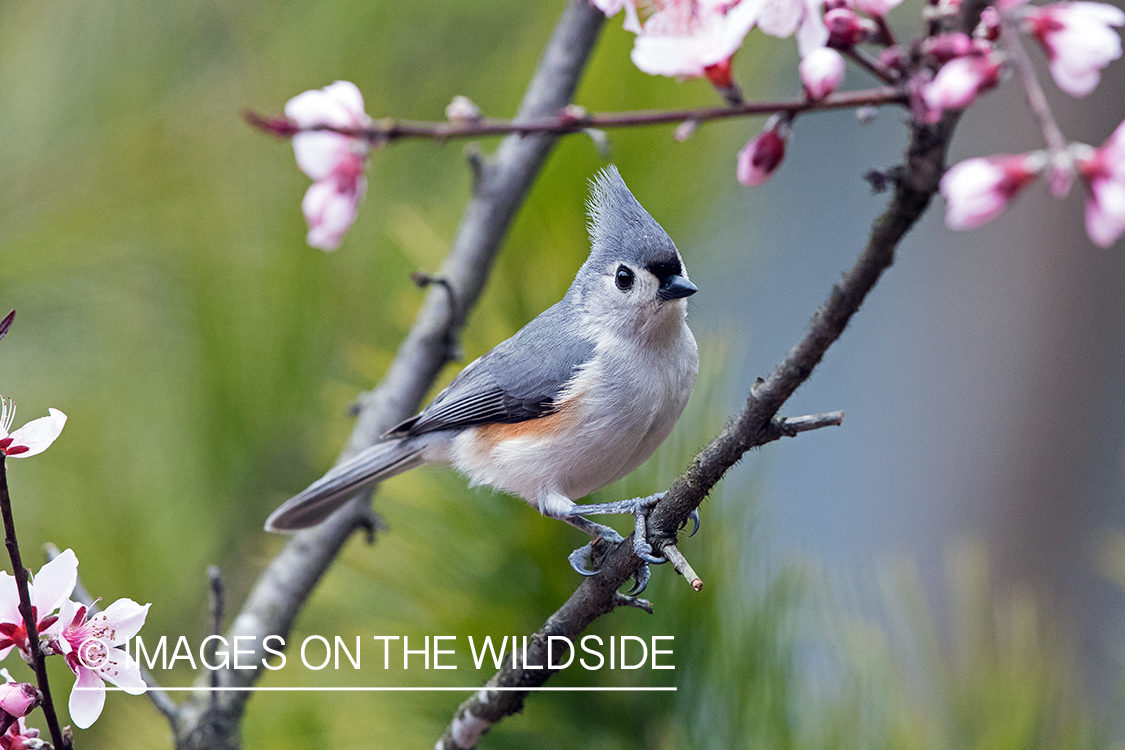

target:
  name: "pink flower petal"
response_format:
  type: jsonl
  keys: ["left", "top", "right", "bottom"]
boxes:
{"left": 1085, "top": 178, "right": 1125, "bottom": 246}
{"left": 592, "top": 0, "right": 643, "bottom": 33}
{"left": 5, "top": 408, "right": 66, "bottom": 458}
{"left": 284, "top": 81, "right": 368, "bottom": 129}
{"left": 0, "top": 574, "right": 21, "bottom": 626}
{"left": 98, "top": 648, "right": 146, "bottom": 694}
{"left": 28, "top": 549, "right": 77, "bottom": 617}
{"left": 630, "top": 0, "right": 759, "bottom": 78}
{"left": 68, "top": 665, "right": 105, "bottom": 729}
{"left": 291, "top": 132, "right": 355, "bottom": 182}
{"left": 92, "top": 599, "right": 150, "bottom": 645}
{"left": 855, "top": 0, "right": 904, "bottom": 15}
{"left": 302, "top": 174, "right": 366, "bottom": 251}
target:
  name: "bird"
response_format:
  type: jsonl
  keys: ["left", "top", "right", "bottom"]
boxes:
{"left": 266, "top": 166, "right": 699, "bottom": 591}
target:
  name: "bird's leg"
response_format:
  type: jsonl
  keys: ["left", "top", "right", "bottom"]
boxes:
{"left": 542, "top": 491, "right": 699, "bottom": 595}
{"left": 567, "top": 496, "right": 701, "bottom": 596}
{"left": 540, "top": 492, "right": 649, "bottom": 593}
{"left": 565, "top": 493, "right": 669, "bottom": 565}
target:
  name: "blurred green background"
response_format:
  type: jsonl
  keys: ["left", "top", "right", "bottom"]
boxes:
{"left": 2, "top": 0, "right": 1125, "bottom": 747}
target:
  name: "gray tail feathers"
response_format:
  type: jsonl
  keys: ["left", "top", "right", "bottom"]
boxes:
{"left": 265, "top": 436, "right": 432, "bottom": 532}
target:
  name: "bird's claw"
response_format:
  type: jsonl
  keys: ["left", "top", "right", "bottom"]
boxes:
{"left": 688, "top": 508, "right": 700, "bottom": 537}
{"left": 568, "top": 543, "right": 599, "bottom": 576}
{"left": 625, "top": 564, "right": 651, "bottom": 596}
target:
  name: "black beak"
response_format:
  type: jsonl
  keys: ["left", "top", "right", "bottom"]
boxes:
{"left": 658, "top": 275, "right": 698, "bottom": 301}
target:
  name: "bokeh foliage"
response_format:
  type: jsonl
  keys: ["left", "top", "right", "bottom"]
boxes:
{"left": 0, "top": 0, "right": 1122, "bottom": 747}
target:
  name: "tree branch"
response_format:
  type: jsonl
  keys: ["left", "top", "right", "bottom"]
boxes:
{"left": 434, "top": 111, "right": 960, "bottom": 750}
{"left": 246, "top": 87, "right": 907, "bottom": 144}
{"left": 167, "top": 2, "right": 605, "bottom": 748}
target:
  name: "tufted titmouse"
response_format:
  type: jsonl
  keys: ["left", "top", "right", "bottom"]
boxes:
{"left": 266, "top": 166, "right": 698, "bottom": 586}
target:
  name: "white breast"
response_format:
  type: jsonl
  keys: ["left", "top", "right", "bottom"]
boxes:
{"left": 445, "top": 319, "right": 698, "bottom": 511}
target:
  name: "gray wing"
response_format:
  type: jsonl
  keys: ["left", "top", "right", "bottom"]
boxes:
{"left": 386, "top": 302, "right": 595, "bottom": 437}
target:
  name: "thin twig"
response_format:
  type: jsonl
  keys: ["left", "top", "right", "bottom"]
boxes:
{"left": 843, "top": 48, "right": 898, "bottom": 84}
{"left": 998, "top": 13, "right": 1071, "bottom": 188}
{"left": 776, "top": 410, "right": 845, "bottom": 436}
{"left": 660, "top": 544, "right": 702, "bottom": 591}
{"left": 875, "top": 15, "right": 898, "bottom": 47}
{"left": 0, "top": 461, "right": 68, "bottom": 750}
{"left": 246, "top": 87, "right": 906, "bottom": 144}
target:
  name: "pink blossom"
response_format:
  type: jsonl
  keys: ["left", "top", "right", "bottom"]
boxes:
{"left": 591, "top": 0, "right": 642, "bottom": 33}
{"left": 854, "top": 0, "right": 903, "bottom": 16}
{"left": 284, "top": 81, "right": 372, "bottom": 251}
{"left": 0, "top": 399, "right": 65, "bottom": 459}
{"left": 824, "top": 8, "right": 876, "bottom": 47}
{"left": 54, "top": 598, "right": 149, "bottom": 729}
{"left": 0, "top": 549, "right": 77, "bottom": 662}
{"left": 737, "top": 118, "right": 789, "bottom": 186}
{"left": 299, "top": 158, "right": 367, "bottom": 251}
{"left": 940, "top": 153, "right": 1044, "bottom": 230}
{"left": 1027, "top": 2, "right": 1124, "bottom": 97}
{"left": 920, "top": 32, "right": 974, "bottom": 64}
{"left": 921, "top": 51, "right": 1004, "bottom": 123}
{"left": 0, "top": 717, "right": 42, "bottom": 750}
{"left": 755, "top": 0, "right": 830, "bottom": 56}
{"left": 1076, "top": 119, "right": 1125, "bottom": 246}
{"left": 800, "top": 47, "right": 846, "bottom": 100}
{"left": 630, "top": 0, "right": 760, "bottom": 80}
{"left": 977, "top": 7, "right": 1002, "bottom": 40}
{"left": 0, "top": 683, "right": 37, "bottom": 720}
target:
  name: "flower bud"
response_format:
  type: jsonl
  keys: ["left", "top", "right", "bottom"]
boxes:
{"left": 737, "top": 117, "right": 790, "bottom": 187}
{"left": 0, "top": 682, "right": 38, "bottom": 719}
{"left": 1027, "top": 2, "right": 1125, "bottom": 97}
{"left": 920, "top": 51, "right": 1004, "bottom": 122}
{"left": 1075, "top": 119, "right": 1125, "bottom": 246}
{"left": 800, "top": 47, "right": 846, "bottom": 100}
{"left": 940, "top": 153, "right": 1045, "bottom": 230}
{"left": 921, "top": 32, "right": 974, "bottom": 64}
{"left": 824, "top": 8, "right": 877, "bottom": 46}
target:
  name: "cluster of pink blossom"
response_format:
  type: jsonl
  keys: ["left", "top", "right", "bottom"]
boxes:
{"left": 594, "top": 0, "right": 1125, "bottom": 246}
{"left": 270, "top": 0, "right": 1124, "bottom": 251}
{"left": 0, "top": 548, "right": 151, "bottom": 730}
{"left": 0, "top": 399, "right": 151, "bottom": 732}
{"left": 284, "top": 81, "right": 373, "bottom": 251}
{"left": 936, "top": 0, "right": 1125, "bottom": 245}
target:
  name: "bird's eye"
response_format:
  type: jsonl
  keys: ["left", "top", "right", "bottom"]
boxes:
{"left": 615, "top": 265, "right": 634, "bottom": 291}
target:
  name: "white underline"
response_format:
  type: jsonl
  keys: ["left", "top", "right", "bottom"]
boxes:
{"left": 89, "top": 686, "right": 676, "bottom": 692}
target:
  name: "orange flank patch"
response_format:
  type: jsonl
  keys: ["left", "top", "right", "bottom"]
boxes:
{"left": 472, "top": 405, "right": 579, "bottom": 450}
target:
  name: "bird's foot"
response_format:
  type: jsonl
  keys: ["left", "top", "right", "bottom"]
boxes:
{"left": 563, "top": 494, "right": 701, "bottom": 595}
{"left": 568, "top": 538, "right": 652, "bottom": 595}
{"left": 564, "top": 494, "right": 702, "bottom": 595}
{"left": 567, "top": 524, "right": 622, "bottom": 577}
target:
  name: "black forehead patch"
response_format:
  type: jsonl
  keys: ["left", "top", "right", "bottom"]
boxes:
{"left": 645, "top": 258, "right": 682, "bottom": 282}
